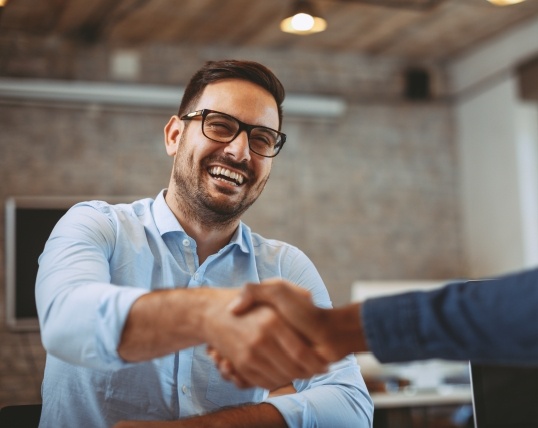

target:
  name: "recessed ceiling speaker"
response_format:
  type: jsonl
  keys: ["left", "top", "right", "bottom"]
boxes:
{"left": 404, "top": 68, "right": 431, "bottom": 100}
{"left": 517, "top": 55, "right": 538, "bottom": 101}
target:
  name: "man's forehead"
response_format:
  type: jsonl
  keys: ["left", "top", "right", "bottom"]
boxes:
{"left": 197, "top": 80, "right": 279, "bottom": 125}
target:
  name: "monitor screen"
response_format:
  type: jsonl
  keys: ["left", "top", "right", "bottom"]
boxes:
{"left": 471, "top": 364, "right": 538, "bottom": 428}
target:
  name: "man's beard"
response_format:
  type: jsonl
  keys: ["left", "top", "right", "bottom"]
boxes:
{"left": 171, "top": 144, "right": 269, "bottom": 230}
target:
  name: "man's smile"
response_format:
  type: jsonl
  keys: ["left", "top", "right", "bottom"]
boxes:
{"left": 208, "top": 166, "right": 246, "bottom": 186}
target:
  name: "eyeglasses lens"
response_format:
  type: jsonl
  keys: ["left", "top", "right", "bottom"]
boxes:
{"left": 203, "top": 113, "right": 238, "bottom": 142}
{"left": 203, "top": 112, "right": 280, "bottom": 157}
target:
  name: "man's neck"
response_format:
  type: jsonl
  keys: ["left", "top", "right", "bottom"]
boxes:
{"left": 165, "top": 190, "right": 240, "bottom": 264}
{"left": 184, "top": 220, "right": 238, "bottom": 265}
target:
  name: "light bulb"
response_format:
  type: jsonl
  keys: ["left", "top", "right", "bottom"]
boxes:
{"left": 291, "top": 13, "right": 315, "bottom": 32}
{"left": 487, "top": 0, "right": 526, "bottom": 5}
{"left": 280, "top": 1, "right": 327, "bottom": 35}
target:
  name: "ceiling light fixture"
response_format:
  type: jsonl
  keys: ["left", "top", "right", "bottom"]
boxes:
{"left": 486, "top": 0, "right": 526, "bottom": 5}
{"left": 281, "top": 0, "right": 327, "bottom": 35}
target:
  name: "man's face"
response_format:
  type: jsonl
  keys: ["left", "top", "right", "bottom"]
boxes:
{"left": 166, "top": 79, "right": 279, "bottom": 226}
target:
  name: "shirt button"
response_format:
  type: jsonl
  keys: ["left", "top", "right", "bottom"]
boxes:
{"left": 193, "top": 273, "right": 199, "bottom": 280}
{"left": 182, "top": 385, "right": 188, "bottom": 394}
{"left": 182, "top": 239, "right": 190, "bottom": 247}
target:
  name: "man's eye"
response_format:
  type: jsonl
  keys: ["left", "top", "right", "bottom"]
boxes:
{"left": 251, "top": 131, "right": 276, "bottom": 147}
{"left": 207, "top": 120, "right": 235, "bottom": 133}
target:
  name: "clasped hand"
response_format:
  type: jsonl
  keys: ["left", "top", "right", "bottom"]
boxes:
{"left": 207, "top": 279, "right": 354, "bottom": 390}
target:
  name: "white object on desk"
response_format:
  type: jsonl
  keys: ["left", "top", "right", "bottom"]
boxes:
{"left": 371, "top": 386, "right": 472, "bottom": 409}
{"left": 351, "top": 280, "right": 449, "bottom": 302}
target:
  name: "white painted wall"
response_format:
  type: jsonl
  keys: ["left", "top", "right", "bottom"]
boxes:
{"left": 450, "top": 16, "right": 538, "bottom": 278}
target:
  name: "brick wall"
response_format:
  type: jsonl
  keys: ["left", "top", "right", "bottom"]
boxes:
{"left": 0, "top": 37, "right": 463, "bottom": 405}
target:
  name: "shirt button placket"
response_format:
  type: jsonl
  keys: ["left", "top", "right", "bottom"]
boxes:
{"left": 181, "top": 237, "right": 197, "bottom": 274}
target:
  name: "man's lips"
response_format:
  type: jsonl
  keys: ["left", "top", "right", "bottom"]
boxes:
{"left": 208, "top": 166, "right": 246, "bottom": 186}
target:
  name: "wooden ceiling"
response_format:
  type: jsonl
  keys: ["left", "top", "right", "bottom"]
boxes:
{"left": 1, "top": 0, "right": 538, "bottom": 62}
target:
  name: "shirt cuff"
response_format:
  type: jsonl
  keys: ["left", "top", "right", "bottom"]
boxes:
{"left": 95, "top": 285, "right": 149, "bottom": 368}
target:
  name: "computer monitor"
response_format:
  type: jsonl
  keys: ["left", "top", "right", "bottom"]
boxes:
{"left": 470, "top": 363, "right": 538, "bottom": 428}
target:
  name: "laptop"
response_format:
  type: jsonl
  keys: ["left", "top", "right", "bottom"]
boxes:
{"left": 470, "top": 363, "right": 538, "bottom": 427}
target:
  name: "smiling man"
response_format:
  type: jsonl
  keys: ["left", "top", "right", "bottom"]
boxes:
{"left": 36, "top": 60, "right": 373, "bottom": 428}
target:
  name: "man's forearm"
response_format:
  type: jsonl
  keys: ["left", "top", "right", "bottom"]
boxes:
{"left": 113, "top": 403, "right": 287, "bottom": 428}
{"left": 118, "top": 288, "right": 235, "bottom": 361}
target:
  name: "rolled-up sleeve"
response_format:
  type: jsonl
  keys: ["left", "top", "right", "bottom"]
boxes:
{"left": 266, "top": 356, "right": 374, "bottom": 427}
{"left": 36, "top": 204, "right": 147, "bottom": 370}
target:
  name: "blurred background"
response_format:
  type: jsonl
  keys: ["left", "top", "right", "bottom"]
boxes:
{"left": 1, "top": 0, "right": 537, "bottom": 423}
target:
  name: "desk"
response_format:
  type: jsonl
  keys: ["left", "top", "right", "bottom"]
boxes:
{"left": 356, "top": 353, "right": 472, "bottom": 427}
{"left": 371, "top": 386, "right": 472, "bottom": 428}
{"left": 371, "top": 385, "right": 472, "bottom": 409}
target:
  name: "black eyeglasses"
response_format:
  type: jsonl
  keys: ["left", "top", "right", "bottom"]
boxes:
{"left": 180, "top": 109, "right": 286, "bottom": 158}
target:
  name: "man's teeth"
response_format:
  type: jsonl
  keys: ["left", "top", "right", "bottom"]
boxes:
{"left": 209, "top": 166, "right": 244, "bottom": 185}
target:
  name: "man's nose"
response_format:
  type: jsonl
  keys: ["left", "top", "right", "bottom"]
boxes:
{"left": 223, "top": 130, "right": 251, "bottom": 162}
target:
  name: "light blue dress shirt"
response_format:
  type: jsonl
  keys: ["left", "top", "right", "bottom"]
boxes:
{"left": 36, "top": 190, "right": 373, "bottom": 428}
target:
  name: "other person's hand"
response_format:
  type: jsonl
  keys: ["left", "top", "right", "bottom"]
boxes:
{"left": 202, "top": 288, "right": 328, "bottom": 390}
{"left": 210, "top": 279, "right": 365, "bottom": 388}
{"left": 231, "top": 279, "right": 360, "bottom": 362}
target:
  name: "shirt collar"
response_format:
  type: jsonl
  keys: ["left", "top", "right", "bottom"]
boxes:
{"left": 152, "top": 189, "right": 251, "bottom": 254}
{"left": 230, "top": 222, "right": 250, "bottom": 253}
{"left": 153, "top": 189, "right": 185, "bottom": 236}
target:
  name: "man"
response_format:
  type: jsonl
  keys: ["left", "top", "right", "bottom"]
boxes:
{"left": 214, "top": 268, "right": 538, "bottom": 388}
{"left": 36, "top": 60, "right": 373, "bottom": 427}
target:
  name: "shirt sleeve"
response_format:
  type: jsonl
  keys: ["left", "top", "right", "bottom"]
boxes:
{"left": 361, "top": 268, "right": 538, "bottom": 365}
{"left": 265, "top": 248, "right": 374, "bottom": 428}
{"left": 36, "top": 203, "right": 148, "bottom": 370}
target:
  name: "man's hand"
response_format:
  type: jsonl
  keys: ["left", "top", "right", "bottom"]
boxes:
{"left": 229, "top": 279, "right": 366, "bottom": 364}
{"left": 201, "top": 288, "right": 328, "bottom": 391}
{"left": 230, "top": 279, "right": 358, "bottom": 362}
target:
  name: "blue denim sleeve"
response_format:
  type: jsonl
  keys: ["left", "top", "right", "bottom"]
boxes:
{"left": 362, "top": 268, "right": 538, "bottom": 364}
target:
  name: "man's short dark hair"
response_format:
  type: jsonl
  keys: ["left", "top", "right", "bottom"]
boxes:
{"left": 178, "top": 60, "right": 285, "bottom": 130}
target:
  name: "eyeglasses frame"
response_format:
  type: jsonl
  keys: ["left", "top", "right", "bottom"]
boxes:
{"left": 180, "top": 109, "right": 286, "bottom": 158}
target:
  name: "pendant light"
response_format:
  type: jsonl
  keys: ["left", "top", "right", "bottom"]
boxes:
{"left": 486, "top": 0, "right": 526, "bottom": 5}
{"left": 280, "top": 0, "right": 327, "bottom": 35}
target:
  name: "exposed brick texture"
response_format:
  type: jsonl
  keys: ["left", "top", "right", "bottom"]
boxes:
{"left": 0, "top": 37, "right": 462, "bottom": 406}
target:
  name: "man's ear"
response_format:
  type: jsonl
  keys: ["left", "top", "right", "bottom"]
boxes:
{"left": 164, "top": 115, "right": 183, "bottom": 157}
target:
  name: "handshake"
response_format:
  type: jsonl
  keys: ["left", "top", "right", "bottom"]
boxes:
{"left": 205, "top": 278, "right": 366, "bottom": 391}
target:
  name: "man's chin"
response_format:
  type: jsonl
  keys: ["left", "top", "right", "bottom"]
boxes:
{"left": 203, "top": 193, "right": 256, "bottom": 220}
{"left": 205, "top": 199, "right": 241, "bottom": 216}
{"left": 213, "top": 185, "right": 241, "bottom": 196}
